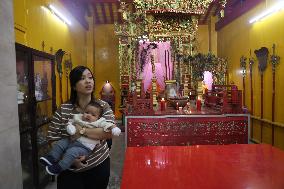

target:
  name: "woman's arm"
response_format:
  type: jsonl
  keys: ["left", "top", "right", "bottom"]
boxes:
{"left": 72, "top": 124, "right": 112, "bottom": 140}
{"left": 85, "top": 127, "right": 112, "bottom": 140}
{"left": 100, "top": 100, "right": 116, "bottom": 125}
{"left": 47, "top": 107, "right": 64, "bottom": 142}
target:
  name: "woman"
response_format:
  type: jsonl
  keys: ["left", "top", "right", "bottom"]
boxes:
{"left": 47, "top": 66, "right": 115, "bottom": 189}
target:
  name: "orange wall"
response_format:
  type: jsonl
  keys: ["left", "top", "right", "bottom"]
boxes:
{"left": 217, "top": 0, "right": 284, "bottom": 149}
{"left": 94, "top": 24, "right": 120, "bottom": 118}
{"left": 14, "top": 0, "right": 87, "bottom": 106}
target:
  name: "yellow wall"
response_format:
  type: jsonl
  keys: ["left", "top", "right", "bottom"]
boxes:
{"left": 94, "top": 24, "right": 120, "bottom": 118}
{"left": 196, "top": 19, "right": 217, "bottom": 55}
{"left": 209, "top": 16, "right": 218, "bottom": 54}
{"left": 217, "top": 0, "right": 284, "bottom": 149}
{"left": 196, "top": 25, "right": 209, "bottom": 54}
{"left": 14, "top": 0, "right": 87, "bottom": 106}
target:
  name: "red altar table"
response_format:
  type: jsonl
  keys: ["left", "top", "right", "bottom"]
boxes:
{"left": 126, "top": 114, "right": 249, "bottom": 146}
{"left": 121, "top": 144, "right": 284, "bottom": 189}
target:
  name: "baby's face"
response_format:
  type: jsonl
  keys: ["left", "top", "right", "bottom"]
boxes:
{"left": 82, "top": 106, "right": 100, "bottom": 122}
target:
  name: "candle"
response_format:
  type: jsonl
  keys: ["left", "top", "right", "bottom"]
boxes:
{"left": 176, "top": 102, "right": 179, "bottom": 110}
{"left": 196, "top": 97, "right": 201, "bottom": 111}
{"left": 189, "top": 92, "right": 192, "bottom": 95}
{"left": 160, "top": 98, "right": 166, "bottom": 111}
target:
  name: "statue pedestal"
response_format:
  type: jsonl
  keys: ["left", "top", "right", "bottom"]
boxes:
{"left": 152, "top": 78, "right": 158, "bottom": 107}
{"left": 196, "top": 80, "right": 203, "bottom": 99}
{"left": 182, "top": 74, "right": 190, "bottom": 97}
{"left": 136, "top": 79, "right": 142, "bottom": 98}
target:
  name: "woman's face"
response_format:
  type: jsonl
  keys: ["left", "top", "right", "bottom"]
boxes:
{"left": 74, "top": 69, "right": 94, "bottom": 96}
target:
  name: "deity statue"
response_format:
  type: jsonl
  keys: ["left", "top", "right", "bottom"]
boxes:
{"left": 35, "top": 73, "right": 43, "bottom": 101}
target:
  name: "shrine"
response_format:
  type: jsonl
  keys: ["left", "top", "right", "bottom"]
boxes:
{"left": 114, "top": 0, "right": 247, "bottom": 147}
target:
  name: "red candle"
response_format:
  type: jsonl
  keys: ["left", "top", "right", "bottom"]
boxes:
{"left": 176, "top": 102, "right": 179, "bottom": 110}
{"left": 196, "top": 98, "right": 201, "bottom": 111}
{"left": 160, "top": 98, "right": 166, "bottom": 111}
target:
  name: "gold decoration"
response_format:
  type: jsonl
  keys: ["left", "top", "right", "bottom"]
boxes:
{"left": 115, "top": 0, "right": 227, "bottom": 106}
{"left": 134, "top": 0, "right": 214, "bottom": 14}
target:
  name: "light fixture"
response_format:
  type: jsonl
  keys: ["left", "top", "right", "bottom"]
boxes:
{"left": 44, "top": 4, "right": 71, "bottom": 25}
{"left": 249, "top": 1, "right": 284, "bottom": 24}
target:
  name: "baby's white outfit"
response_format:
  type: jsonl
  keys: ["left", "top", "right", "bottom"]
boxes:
{"left": 66, "top": 114, "right": 121, "bottom": 150}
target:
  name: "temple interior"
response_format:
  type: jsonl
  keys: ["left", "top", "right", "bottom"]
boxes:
{"left": 1, "top": 0, "right": 284, "bottom": 188}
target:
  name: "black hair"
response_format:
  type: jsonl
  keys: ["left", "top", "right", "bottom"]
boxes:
{"left": 69, "top": 66, "right": 95, "bottom": 104}
{"left": 88, "top": 100, "right": 103, "bottom": 118}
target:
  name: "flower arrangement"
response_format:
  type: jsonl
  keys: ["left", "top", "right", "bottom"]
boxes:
{"left": 190, "top": 53, "right": 228, "bottom": 84}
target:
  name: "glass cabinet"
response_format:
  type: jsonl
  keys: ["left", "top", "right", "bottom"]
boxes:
{"left": 16, "top": 43, "right": 56, "bottom": 189}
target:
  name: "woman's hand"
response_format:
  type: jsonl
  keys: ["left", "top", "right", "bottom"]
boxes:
{"left": 70, "top": 124, "right": 83, "bottom": 141}
{"left": 72, "top": 156, "right": 87, "bottom": 168}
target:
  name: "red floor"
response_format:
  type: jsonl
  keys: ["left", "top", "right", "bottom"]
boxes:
{"left": 121, "top": 144, "right": 284, "bottom": 189}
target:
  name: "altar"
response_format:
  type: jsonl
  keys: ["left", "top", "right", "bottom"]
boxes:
{"left": 125, "top": 113, "right": 249, "bottom": 147}
{"left": 116, "top": 1, "right": 246, "bottom": 147}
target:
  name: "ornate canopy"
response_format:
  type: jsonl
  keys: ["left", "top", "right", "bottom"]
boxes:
{"left": 115, "top": 0, "right": 228, "bottom": 107}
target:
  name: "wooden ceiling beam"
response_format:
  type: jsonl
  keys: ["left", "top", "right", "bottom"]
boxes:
{"left": 93, "top": 3, "right": 101, "bottom": 24}
{"left": 100, "top": 2, "right": 108, "bottom": 24}
{"left": 116, "top": 1, "right": 123, "bottom": 24}
{"left": 108, "top": 2, "right": 114, "bottom": 23}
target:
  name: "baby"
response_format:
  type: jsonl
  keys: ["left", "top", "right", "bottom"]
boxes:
{"left": 40, "top": 101, "right": 121, "bottom": 175}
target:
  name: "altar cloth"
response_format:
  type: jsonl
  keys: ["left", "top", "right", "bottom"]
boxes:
{"left": 121, "top": 144, "right": 284, "bottom": 189}
{"left": 126, "top": 114, "right": 249, "bottom": 146}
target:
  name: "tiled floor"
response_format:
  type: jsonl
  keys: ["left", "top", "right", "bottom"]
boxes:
{"left": 44, "top": 132, "right": 126, "bottom": 189}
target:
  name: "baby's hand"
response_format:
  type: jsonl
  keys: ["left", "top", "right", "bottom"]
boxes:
{"left": 112, "top": 127, "right": 121, "bottom": 136}
{"left": 66, "top": 122, "right": 76, "bottom": 135}
{"left": 72, "top": 156, "right": 87, "bottom": 168}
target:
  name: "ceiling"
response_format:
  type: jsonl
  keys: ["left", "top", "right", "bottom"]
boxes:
{"left": 60, "top": 0, "right": 243, "bottom": 29}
